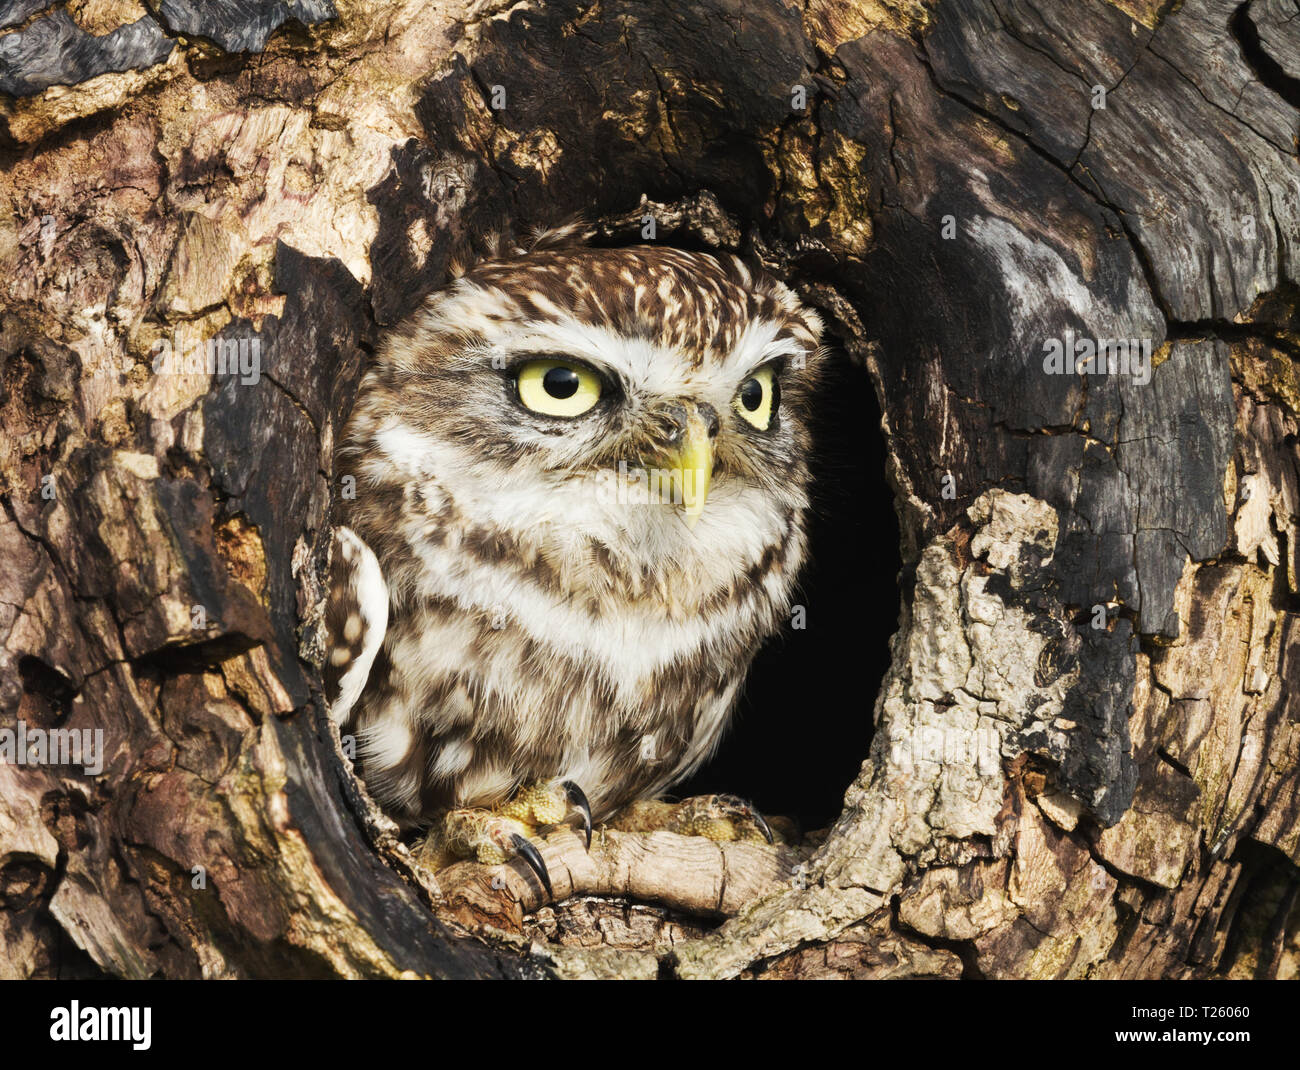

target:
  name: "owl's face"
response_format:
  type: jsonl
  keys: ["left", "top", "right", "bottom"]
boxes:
{"left": 348, "top": 242, "right": 824, "bottom": 602}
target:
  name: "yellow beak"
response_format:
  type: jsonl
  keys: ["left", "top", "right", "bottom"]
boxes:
{"left": 667, "top": 407, "right": 715, "bottom": 530}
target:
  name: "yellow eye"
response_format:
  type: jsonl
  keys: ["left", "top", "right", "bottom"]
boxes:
{"left": 515, "top": 359, "right": 602, "bottom": 417}
{"left": 733, "top": 366, "right": 779, "bottom": 430}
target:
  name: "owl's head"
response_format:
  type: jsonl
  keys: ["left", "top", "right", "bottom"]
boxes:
{"left": 345, "top": 231, "right": 825, "bottom": 598}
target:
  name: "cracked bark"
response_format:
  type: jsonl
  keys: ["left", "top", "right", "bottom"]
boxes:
{"left": 1, "top": 0, "right": 1298, "bottom": 979}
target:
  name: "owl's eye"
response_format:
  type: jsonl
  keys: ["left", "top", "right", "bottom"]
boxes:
{"left": 733, "top": 366, "right": 780, "bottom": 430}
{"left": 515, "top": 359, "right": 602, "bottom": 417}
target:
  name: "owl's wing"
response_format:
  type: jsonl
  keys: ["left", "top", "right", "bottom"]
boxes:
{"left": 323, "top": 525, "right": 389, "bottom": 727}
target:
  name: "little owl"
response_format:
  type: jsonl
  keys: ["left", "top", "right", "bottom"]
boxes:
{"left": 325, "top": 225, "right": 824, "bottom": 895}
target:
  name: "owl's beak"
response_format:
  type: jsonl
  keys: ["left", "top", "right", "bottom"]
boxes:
{"left": 668, "top": 406, "right": 715, "bottom": 530}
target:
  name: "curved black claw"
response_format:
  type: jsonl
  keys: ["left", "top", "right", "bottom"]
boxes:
{"left": 718, "top": 793, "right": 774, "bottom": 844}
{"left": 562, "top": 780, "right": 593, "bottom": 849}
{"left": 509, "top": 833, "right": 553, "bottom": 899}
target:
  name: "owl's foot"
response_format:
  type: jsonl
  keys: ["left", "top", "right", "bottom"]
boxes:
{"left": 417, "top": 779, "right": 592, "bottom": 899}
{"left": 499, "top": 779, "right": 593, "bottom": 849}
{"left": 609, "top": 793, "right": 778, "bottom": 844}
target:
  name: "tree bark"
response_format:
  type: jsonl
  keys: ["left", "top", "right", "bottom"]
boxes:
{"left": 1, "top": 0, "right": 1298, "bottom": 979}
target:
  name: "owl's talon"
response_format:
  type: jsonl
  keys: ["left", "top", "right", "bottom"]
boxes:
{"left": 609, "top": 793, "right": 785, "bottom": 844}
{"left": 423, "top": 808, "right": 557, "bottom": 901}
{"left": 424, "top": 780, "right": 590, "bottom": 903}
{"left": 716, "top": 793, "right": 774, "bottom": 844}
{"left": 562, "top": 780, "right": 593, "bottom": 848}
{"left": 508, "top": 832, "right": 553, "bottom": 899}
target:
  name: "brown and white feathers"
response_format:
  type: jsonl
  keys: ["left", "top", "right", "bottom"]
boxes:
{"left": 326, "top": 229, "right": 824, "bottom": 827}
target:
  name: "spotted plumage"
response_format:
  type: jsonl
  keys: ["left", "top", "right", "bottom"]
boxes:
{"left": 326, "top": 225, "right": 824, "bottom": 839}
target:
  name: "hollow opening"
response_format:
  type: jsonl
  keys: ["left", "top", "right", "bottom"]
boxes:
{"left": 677, "top": 337, "right": 900, "bottom": 831}
{"left": 351, "top": 191, "right": 903, "bottom": 864}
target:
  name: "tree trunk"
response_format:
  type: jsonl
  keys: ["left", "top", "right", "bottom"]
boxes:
{"left": 1, "top": 0, "right": 1297, "bottom": 979}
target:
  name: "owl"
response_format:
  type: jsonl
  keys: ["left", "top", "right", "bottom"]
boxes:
{"left": 325, "top": 225, "right": 824, "bottom": 894}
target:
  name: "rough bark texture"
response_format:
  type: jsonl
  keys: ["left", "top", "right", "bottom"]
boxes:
{"left": 1, "top": 0, "right": 1298, "bottom": 979}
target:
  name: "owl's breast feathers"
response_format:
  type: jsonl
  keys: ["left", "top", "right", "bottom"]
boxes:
{"left": 325, "top": 493, "right": 807, "bottom": 826}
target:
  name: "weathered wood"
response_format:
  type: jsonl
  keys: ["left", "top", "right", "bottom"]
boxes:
{"left": 1, "top": 0, "right": 1298, "bottom": 979}
{"left": 435, "top": 826, "right": 805, "bottom": 945}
